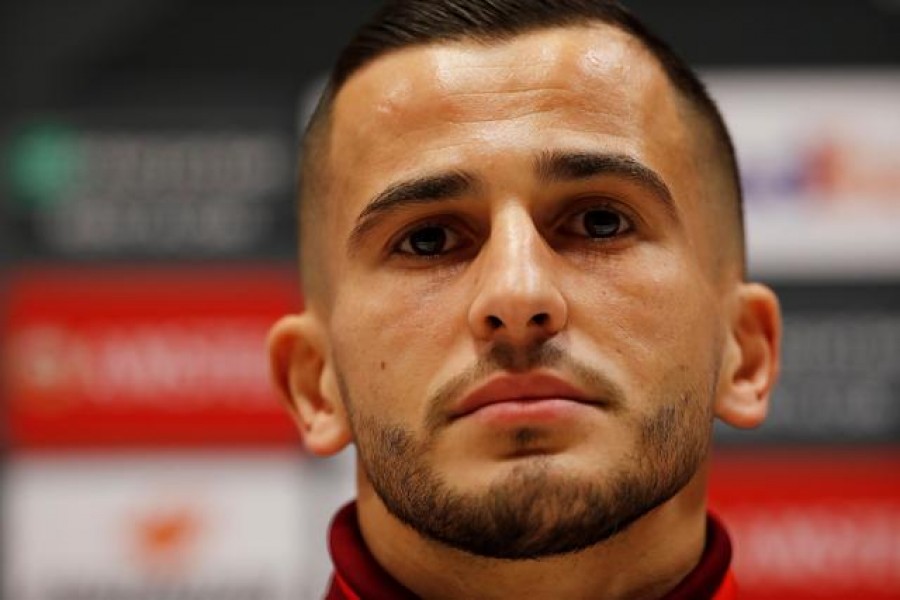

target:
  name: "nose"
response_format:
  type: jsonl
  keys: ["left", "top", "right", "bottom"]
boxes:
{"left": 468, "top": 207, "right": 568, "bottom": 346}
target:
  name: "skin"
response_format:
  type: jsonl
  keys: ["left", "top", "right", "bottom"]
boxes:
{"left": 270, "top": 24, "right": 781, "bottom": 600}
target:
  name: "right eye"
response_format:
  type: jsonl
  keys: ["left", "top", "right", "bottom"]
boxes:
{"left": 395, "top": 224, "right": 464, "bottom": 257}
{"left": 580, "top": 208, "right": 631, "bottom": 239}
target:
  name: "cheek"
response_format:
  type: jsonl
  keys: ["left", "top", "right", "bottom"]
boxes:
{"left": 328, "top": 274, "right": 468, "bottom": 415}
{"left": 567, "top": 248, "right": 722, "bottom": 389}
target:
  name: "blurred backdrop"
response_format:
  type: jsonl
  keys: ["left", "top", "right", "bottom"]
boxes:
{"left": 1, "top": 1, "right": 899, "bottom": 599}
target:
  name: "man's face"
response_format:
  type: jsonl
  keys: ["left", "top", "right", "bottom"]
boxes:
{"left": 316, "top": 25, "right": 735, "bottom": 558}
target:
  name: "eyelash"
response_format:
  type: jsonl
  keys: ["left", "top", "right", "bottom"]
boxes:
{"left": 390, "top": 218, "right": 472, "bottom": 259}
{"left": 559, "top": 203, "right": 634, "bottom": 239}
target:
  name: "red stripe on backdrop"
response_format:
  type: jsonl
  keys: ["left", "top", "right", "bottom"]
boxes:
{"left": 2, "top": 264, "right": 305, "bottom": 448}
{"left": 710, "top": 448, "right": 900, "bottom": 600}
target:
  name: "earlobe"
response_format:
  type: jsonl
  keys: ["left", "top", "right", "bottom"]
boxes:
{"left": 714, "top": 283, "right": 782, "bottom": 429}
{"left": 267, "top": 313, "right": 352, "bottom": 455}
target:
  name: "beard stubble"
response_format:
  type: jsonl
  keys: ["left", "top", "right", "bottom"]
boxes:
{"left": 339, "top": 342, "right": 714, "bottom": 560}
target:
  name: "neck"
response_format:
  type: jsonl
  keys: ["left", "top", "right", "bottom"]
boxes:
{"left": 355, "top": 464, "right": 709, "bottom": 600}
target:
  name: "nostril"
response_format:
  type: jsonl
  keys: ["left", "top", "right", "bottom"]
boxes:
{"left": 530, "top": 313, "right": 550, "bottom": 326}
{"left": 486, "top": 315, "right": 504, "bottom": 330}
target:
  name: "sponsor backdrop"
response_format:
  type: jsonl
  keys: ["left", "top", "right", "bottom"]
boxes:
{"left": 2, "top": 1, "right": 898, "bottom": 599}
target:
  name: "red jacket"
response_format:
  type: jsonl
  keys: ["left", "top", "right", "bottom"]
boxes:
{"left": 325, "top": 503, "right": 737, "bottom": 600}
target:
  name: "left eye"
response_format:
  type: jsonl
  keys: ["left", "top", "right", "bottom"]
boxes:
{"left": 396, "top": 224, "right": 463, "bottom": 256}
{"left": 576, "top": 208, "right": 631, "bottom": 239}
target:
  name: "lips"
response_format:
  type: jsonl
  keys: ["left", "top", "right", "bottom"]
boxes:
{"left": 450, "top": 373, "right": 595, "bottom": 420}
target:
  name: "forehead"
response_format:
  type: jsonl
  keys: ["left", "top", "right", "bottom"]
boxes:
{"left": 324, "top": 24, "right": 697, "bottom": 223}
{"left": 345, "top": 25, "right": 653, "bottom": 120}
{"left": 329, "top": 24, "right": 690, "bottom": 183}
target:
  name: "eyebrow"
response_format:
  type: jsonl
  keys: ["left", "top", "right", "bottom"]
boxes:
{"left": 348, "top": 171, "right": 479, "bottom": 251}
{"left": 534, "top": 150, "right": 675, "bottom": 215}
{"left": 347, "top": 151, "right": 676, "bottom": 253}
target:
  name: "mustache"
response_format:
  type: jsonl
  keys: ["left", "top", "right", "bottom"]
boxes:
{"left": 425, "top": 341, "right": 625, "bottom": 433}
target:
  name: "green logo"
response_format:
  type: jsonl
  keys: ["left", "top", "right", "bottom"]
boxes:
{"left": 7, "top": 121, "right": 79, "bottom": 209}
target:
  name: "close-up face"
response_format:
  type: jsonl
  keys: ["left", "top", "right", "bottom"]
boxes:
{"left": 303, "top": 24, "right": 751, "bottom": 558}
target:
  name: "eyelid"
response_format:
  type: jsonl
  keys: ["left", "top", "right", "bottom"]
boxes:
{"left": 555, "top": 197, "right": 637, "bottom": 236}
{"left": 388, "top": 216, "right": 474, "bottom": 257}
{"left": 396, "top": 225, "right": 462, "bottom": 256}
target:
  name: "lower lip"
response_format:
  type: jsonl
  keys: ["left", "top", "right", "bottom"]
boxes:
{"left": 465, "top": 398, "right": 592, "bottom": 425}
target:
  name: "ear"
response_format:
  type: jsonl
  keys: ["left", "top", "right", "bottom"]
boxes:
{"left": 267, "top": 313, "right": 352, "bottom": 455}
{"left": 715, "top": 283, "right": 782, "bottom": 429}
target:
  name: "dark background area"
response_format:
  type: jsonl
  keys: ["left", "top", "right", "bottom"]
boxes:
{"left": 4, "top": 0, "right": 899, "bottom": 127}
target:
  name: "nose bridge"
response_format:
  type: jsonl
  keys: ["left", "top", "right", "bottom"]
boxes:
{"left": 484, "top": 205, "right": 547, "bottom": 293}
{"left": 469, "top": 204, "right": 567, "bottom": 343}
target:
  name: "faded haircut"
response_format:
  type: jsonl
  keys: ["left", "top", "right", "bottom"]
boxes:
{"left": 298, "top": 0, "right": 745, "bottom": 290}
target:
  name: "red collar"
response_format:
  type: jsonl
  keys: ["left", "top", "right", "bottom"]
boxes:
{"left": 326, "top": 502, "right": 736, "bottom": 600}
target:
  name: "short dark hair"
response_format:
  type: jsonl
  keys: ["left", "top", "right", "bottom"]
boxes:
{"left": 299, "top": 0, "right": 744, "bottom": 285}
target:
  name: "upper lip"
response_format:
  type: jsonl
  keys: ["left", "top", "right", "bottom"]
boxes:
{"left": 451, "top": 372, "right": 595, "bottom": 419}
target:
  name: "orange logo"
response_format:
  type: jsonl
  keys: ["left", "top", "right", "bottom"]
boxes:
{"left": 131, "top": 507, "right": 203, "bottom": 576}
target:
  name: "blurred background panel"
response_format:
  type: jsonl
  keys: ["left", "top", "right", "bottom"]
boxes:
{"left": 1, "top": 1, "right": 899, "bottom": 599}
